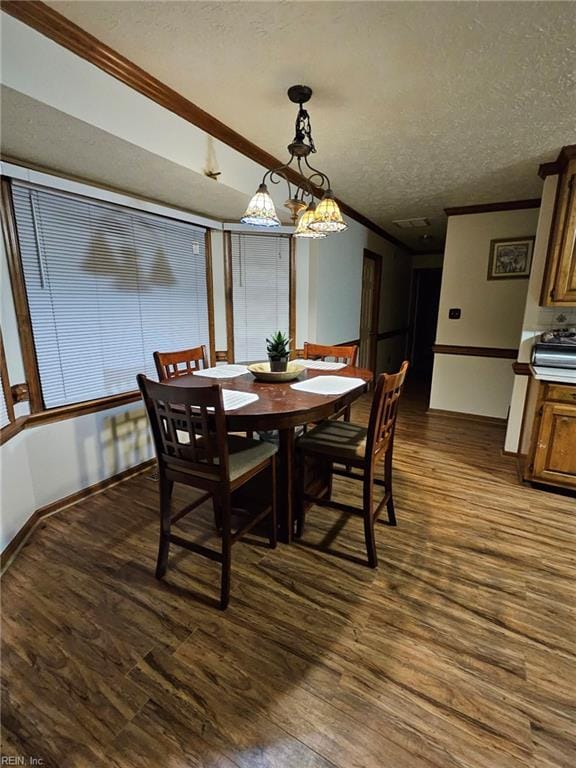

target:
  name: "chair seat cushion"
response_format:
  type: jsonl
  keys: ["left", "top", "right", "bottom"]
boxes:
{"left": 174, "top": 432, "right": 277, "bottom": 481}
{"left": 227, "top": 435, "right": 277, "bottom": 481}
{"left": 297, "top": 420, "right": 367, "bottom": 460}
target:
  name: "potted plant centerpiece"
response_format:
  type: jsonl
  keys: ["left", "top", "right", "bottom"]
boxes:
{"left": 266, "top": 331, "right": 291, "bottom": 372}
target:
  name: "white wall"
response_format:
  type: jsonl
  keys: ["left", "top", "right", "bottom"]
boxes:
{"left": 0, "top": 403, "right": 153, "bottom": 552}
{"left": 309, "top": 218, "right": 412, "bottom": 373}
{"left": 0, "top": 430, "right": 36, "bottom": 551}
{"left": 504, "top": 175, "right": 576, "bottom": 452}
{"left": 430, "top": 207, "right": 540, "bottom": 419}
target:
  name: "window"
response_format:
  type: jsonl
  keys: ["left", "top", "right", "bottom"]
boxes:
{"left": 11, "top": 183, "right": 211, "bottom": 409}
{"left": 228, "top": 232, "right": 292, "bottom": 362}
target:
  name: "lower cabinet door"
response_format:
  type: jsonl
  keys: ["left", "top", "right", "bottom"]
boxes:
{"left": 532, "top": 403, "right": 576, "bottom": 487}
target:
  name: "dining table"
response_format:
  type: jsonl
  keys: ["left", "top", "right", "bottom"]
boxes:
{"left": 165, "top": 363, "right": 373, "bottom": 543}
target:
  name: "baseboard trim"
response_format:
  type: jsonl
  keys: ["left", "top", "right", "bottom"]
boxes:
{"left": 0, "top": 458, "right": 156, "bottom": 573}
{"left": 427, "top": 407, "right": 507, "bottom": 425}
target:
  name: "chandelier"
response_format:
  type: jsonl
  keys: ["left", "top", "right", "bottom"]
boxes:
{"left": 241, "top": 85, "right": 347, "bottom": 237}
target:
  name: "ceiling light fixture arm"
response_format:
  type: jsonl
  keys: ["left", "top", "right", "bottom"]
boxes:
{"left": 303, "top": 156, "right": 331, "bottom": 193}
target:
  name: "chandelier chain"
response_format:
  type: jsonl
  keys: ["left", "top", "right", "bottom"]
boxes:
{"left": 295, "top": 105, "right": 316, "bottom": 154}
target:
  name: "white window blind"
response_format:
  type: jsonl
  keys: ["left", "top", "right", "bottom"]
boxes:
{"left": 230, "top": 233, "right": 290, "bottom": 362}
{"left": 12, "top": 183, "right": 210, "bottom": 408}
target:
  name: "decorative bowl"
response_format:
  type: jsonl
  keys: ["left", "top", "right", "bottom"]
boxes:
{"left": 248, "top": 361, "right": 305, "bottom": 383}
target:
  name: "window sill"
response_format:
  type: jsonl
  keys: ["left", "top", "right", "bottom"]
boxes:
{"left": 27, "top": 390, "right": 142, "bottom": 427}
{"left": 0, "top": 391, "right": 142, "bottom": 444}
{"left": 0, "top": 416, "right": 28, "bottom": 446}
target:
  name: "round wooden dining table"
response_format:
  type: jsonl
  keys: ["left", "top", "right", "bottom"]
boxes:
{"left": 166, "top": 365, "right": 373, "bottom": 543}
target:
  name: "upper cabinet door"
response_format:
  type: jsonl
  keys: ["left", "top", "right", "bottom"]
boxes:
{"left": 541, "top": 158, "right": 576, "bottom": 305}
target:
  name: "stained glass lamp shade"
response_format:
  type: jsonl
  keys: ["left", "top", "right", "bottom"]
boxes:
{"left": 308, "top": 190, "right": 347, "bottom": 233}
{"left": 294, "top": 203, "right": 327, "bottom": 238}
{"left": 240, "top": 184, "right": 281, "bottom": 227}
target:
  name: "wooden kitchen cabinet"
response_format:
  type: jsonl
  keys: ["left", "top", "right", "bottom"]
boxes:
{"left": 523, "top": 380, "right": 576, "bottom": 491}
{"left": 541, "top": 154, "right": 576, "bottom": 306}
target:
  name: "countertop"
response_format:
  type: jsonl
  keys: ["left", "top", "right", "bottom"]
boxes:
{"left": 531, "top": 365, "right": 576, "bottom": 384}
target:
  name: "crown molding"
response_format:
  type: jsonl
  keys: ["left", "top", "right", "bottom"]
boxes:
{"left": 444, "top": 199, "right": 541, "bottom": 217}
{"left": 538, "top": 145, "right": 576, "bottom": 179}
{"left": 1, "top": 0, "right": 410, "bottom": 251}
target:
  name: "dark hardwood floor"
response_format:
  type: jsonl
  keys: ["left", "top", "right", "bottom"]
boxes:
{"left": 2, "top": 390, "right": 575, "bottom": 768}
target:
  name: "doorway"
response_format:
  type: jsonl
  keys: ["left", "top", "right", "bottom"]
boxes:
{"left": 409, "top": 268, "right": 442, "bottom": 382}
{"left": 358, "top": 250, "right": 382, "bottom": 372}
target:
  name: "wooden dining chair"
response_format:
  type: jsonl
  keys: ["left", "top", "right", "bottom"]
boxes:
{"left": 303, "top": 342, "right": 358, "bottom": 367}
{"left": 154, "top": 345, "right": 209, "bottom": 381}
{"left": 295, "top": 361, "right": 408, "bottom": 567}
{"left": 303, "top": 341, "right": 359, "bottom": 425}
{"left": 137, "top": 374, "right": 277, "bottom": 609}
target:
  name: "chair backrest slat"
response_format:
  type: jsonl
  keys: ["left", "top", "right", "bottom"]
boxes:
{"left": 138, "top": 374, "right": 228, "bottom": 483}
{"left": 154, "top": 346, "right": 209, "bottom": 381}
{"left": 303, "top": 342, "right": 358, "bottom": 366}
{"left": 366, "top": 361, "right": 409, "bottom": 459}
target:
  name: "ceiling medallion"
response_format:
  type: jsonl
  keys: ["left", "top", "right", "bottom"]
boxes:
{"left": 241, "top": 85, "right": 347, "bottom": 236}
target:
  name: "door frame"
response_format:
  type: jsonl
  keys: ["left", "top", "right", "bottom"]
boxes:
{"left": 360, "top": 249, "right": 382, "bottom": 374}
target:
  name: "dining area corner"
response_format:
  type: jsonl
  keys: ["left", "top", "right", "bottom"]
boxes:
{"left": 138, "top": 339, "right": 408, "bottom": 609}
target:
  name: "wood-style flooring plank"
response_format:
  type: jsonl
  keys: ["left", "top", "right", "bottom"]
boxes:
{"left": 2, "top": 386, "right": 575, "bottom": 767}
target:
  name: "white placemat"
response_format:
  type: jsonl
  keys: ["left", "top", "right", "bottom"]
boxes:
{"left": 190, "top": 390, "right": 258, "bottom": 414}
{"left": 194, "top": 364, "right": 249, "bottom": 379}
{"left": 291, "top": 358, "right": 347, "bottom": 371}
{"left": 290, "top": 376, "right": 366, "bottom": 396}
{"left": 220, "top": 390, "right": 258, "bottom": 411}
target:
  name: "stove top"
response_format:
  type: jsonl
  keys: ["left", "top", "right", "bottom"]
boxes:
{"left": 540, "top": 327, "right": 576, "bottom": 346}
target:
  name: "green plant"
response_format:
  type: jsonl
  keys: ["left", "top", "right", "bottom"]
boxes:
{"left": 266, "top": 331, "right": 291, "bottom": 359}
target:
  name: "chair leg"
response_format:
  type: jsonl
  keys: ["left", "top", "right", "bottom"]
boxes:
{"left": 384, "top": 448, "right": 397, "bottom": 526}
{"left": 363, "top": 471, "right": 378, "bottom": 568}
{"left": 212, "top": 495, "right": 223, "bottom": 532}
{"left": 344, "top": 406, "right": 352, "bottom": 472}
{"left": 324, "top": 460, "right": 333, "bottom": 501}
{"left": 269, "top": 458, "right": 278, "bottom": 549}
{"left": 155, "top": 476, "right": 173, "bottom": 579}
{"left": 295, "top": 452, "right": 306, "bottom": 539}
{"left": 220, "top": 494, "right": 232, "bottom": 610}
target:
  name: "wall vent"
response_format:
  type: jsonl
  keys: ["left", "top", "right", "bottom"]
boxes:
{"left": 392, "top": 217, "right": 431, "bottom": 229}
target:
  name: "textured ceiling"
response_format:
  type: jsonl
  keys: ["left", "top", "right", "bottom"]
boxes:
{"left": 30, "top": 2, "right": 576, "bottom": 247}
{"left": 0, "top": 86, "right": 255, "bottom": 223}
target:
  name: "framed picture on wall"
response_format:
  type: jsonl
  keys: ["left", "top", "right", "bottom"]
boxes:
{"left": 487, "top": 237, "right": 535, "bottom": 280}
